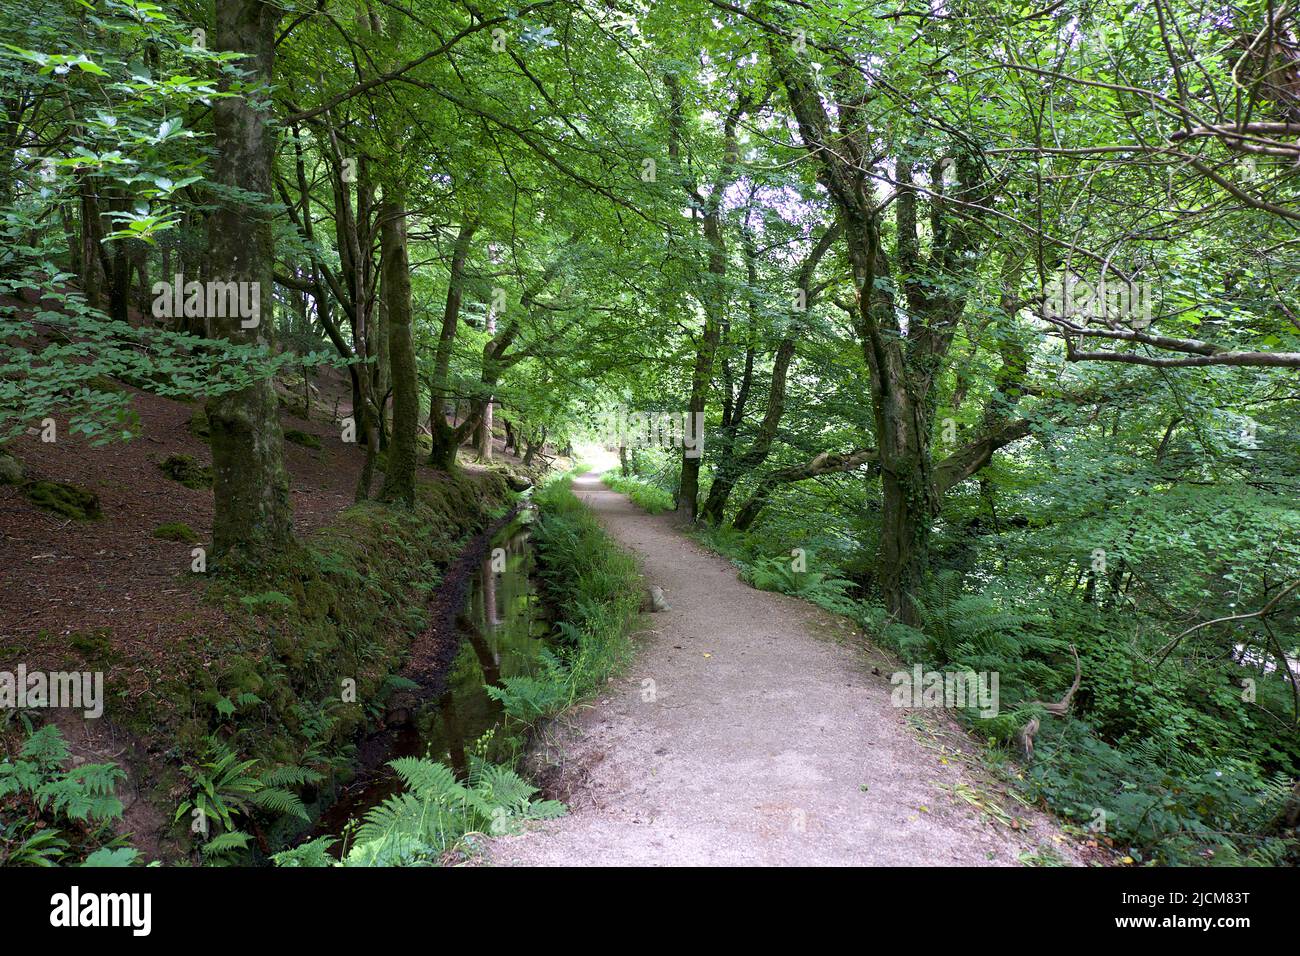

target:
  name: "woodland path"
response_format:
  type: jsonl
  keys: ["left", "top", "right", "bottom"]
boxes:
{"left": 487, "top": 471, "right": 1080, "bottom": 866}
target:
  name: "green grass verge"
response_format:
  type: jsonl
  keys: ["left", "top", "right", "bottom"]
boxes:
{"left": 601, "top": 471, "right": 675, "bottom": 514}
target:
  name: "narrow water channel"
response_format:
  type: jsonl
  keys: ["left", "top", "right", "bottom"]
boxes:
{"left": 311, "top": 515, "right": 551, "bottom": 838}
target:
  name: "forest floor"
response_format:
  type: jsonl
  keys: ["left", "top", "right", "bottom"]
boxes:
{"left": 487, "top": 470, "right": 1088, "bottom": 866}
{"left": 1, "top": 292, "right": 538, "bottom": 858}
{"left": 0, "top": 296, "right": 519, "bottom": 659}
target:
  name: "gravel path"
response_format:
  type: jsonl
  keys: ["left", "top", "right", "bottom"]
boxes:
{"left": 487, "top": 471, "right": 1080, "bottom": 866}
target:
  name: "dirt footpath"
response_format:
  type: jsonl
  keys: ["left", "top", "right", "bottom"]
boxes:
{"left": 487, "top": 471, "right": 1082, "bottom": 866}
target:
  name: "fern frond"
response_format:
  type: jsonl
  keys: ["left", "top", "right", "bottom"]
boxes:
{"left": 249, "top": 786, "right": 309, "bottom": 821}
{"left": 272, "top": 837, "right": 337, "bottom": 867}
{"left": 259, "top": 765, "right": 324, "bottom": 787}
{"left": 201, "top": 831, "right": 251, "bottom": 856}
{"left": 389, "top": 757, "right": 462, "bottom": 802}
{"left": 81, "top": 847, "right": 140, "bottom": 867}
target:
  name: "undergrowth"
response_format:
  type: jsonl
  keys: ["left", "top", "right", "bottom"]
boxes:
{"left": 275, "top": 469, "right": 640, "bottom": 866}
{"left": 97, "top": 468, "right": 517, "bottom": 864}
{"left": 601, "top": 472, "right": 675, "bottom": 515}
{"left": 273, "top": 755, "right": 563, "bottom": 867}
{"left": 0, "top": 724, "right": 138, "bottom": 866}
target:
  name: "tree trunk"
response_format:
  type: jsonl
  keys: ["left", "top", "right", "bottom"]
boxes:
{"left": 700, "top": 334, "right": 791, "bottom": 525}
{"left": 78, "top": 177, "right": 101, "bottom": 310}
{"left": 701, "top": 221, "right": 841, "bottom": 525}
{"left": 475, "top": 307, "right": 497, "bottom": 460}
{"left": 675, "top": 210, "right": 725, "bottom": 521}
{"left": 108, "top": 232, "right": 130, "bottom": 323}
{"left": 329, "top": 141, "right": 379, "bottom": 501}
{"left": 429, "top": 221, "right": 476, "bottom": 470}
{"left": 378, "top": 196, "right": 417, "bottom": 507}
{"left": 477, "top": 400, "right": 494, "bottom": 459}
{"left": 205, "top": 0, "right": 292, "bottom": 563}
{"left": 667, "top": 75, "right": 744, "bottom": 523}
{"left": 523, "top": 426, "right": 545, "bottom": 467}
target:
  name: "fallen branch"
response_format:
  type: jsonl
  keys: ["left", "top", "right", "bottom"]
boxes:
{"left": 1020, "top": 644, "right": 1081, "bottom": 759}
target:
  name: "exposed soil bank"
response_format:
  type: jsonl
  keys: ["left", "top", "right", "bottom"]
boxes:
{"left": 488, "top": 472, "right": 1084, "bottom": 866}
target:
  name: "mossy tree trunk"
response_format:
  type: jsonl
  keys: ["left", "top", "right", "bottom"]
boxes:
{"left": 429, "top": 220, "right": 477, "bottom": 471}
{"left": 378, "top": 195, "right": 417, "bottom": 506}
{"left": 205, "top": 0, "right": 293, "bottom": 562}
{"left": 774, "top": 47, "right": 998, "bottom": 625}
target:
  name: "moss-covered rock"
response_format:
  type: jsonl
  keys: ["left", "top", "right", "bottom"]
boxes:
{"left": 284, "top": 429, "right": 322, "bottom": 450}
{"left": 153, "top": 521, "right": 199, "bottom": 543}
{"left": 87, "top": 374, "right": 126, "bottom": 394}
{"left": 158, "top": 453, "right": 212, "bottom": 489}
{"left": 486, "top": 460, "right": 534, "bottom": 492}
{"left": 0, "top": 450, "right": 23, "bottom": 485}
{"left": 24, "top": 480, "right": 101, "bottom": 519}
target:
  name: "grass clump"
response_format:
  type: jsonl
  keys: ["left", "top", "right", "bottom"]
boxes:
{"left": 601, "top": 472, "right": 675, "bottom": 515}
{"left": 153, "top": 521, "right": 199, "bottom": 543}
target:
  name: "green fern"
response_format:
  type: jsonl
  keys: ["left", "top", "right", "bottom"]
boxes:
{"left": 279, "top": 757, "right": 566, "bottom": 867}
{"left": 5, "top": 828, "right": 70, "bottom": 866}
{"left": 249, "top": 787, "right": 309, "bottom": 821}
{"left": 201, "top": 831, "right": 252, "bottom": 857}
{"left": 19, "top": 724, "right": 71, "bottom": 770}
{"left": 82, "top": 846, "right": 141, "bottom": 867}
{"left": 175, "top": 737, "right": 320, "bottom": 861}
{"left": 0, "top": 725, "right": 129, "bottom": 866}
{"left": 740, "top": 553, "right": 859, "bottom": 614}
{"left": 272, "top": 836, "right": 337, "bottom": 867}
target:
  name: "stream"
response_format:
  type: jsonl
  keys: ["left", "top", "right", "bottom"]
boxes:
{"left": 310, "top": 514, "right": 552, "bottom": 839}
